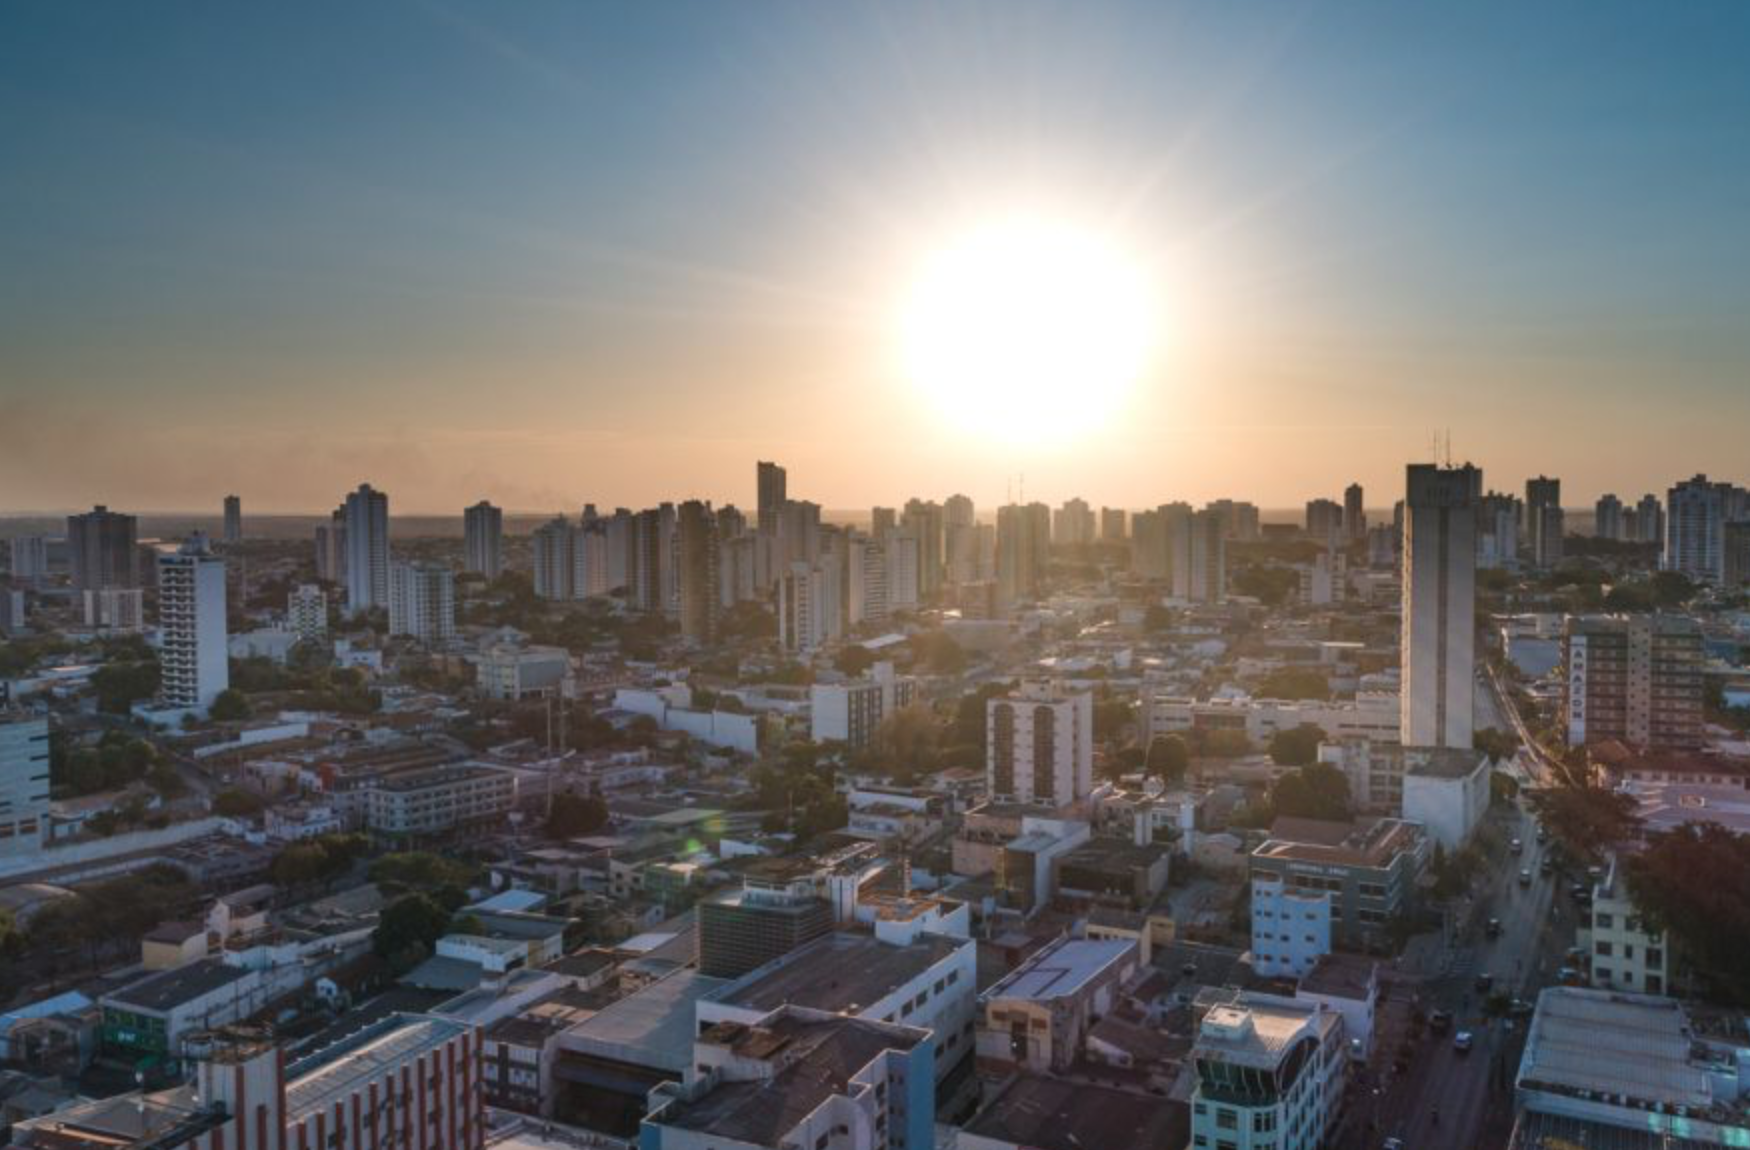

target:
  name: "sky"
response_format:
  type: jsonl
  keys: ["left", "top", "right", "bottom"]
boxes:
{"left": 3, "top": 1, "right": 1749, "bottom": 515}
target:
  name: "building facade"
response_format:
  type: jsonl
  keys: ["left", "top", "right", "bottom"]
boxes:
{"left": 463, "top": 500, "right": 504, "bottom": 578}
{"left": 1401, "top": 463, "right": 1479, "bottom": 750}
{"left": 987, "top": 681, "right": 1094, "bottom": 808}
{"left": 1563, "top": 613, "right": 1704, "bottom": 750}
{"left": 157, "top": 535, "right": 230, "bottom": 710}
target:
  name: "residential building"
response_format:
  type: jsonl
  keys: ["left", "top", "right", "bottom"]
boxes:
{"left": 1666, "top": 474, "right": 1733, "bottom": 583}
{"left": 1207, "top": 499, "right": 1262, "bottom": 542}
{"left": 1634, "top": 492, "right": 1665, "bottom": 548}
{"left": 475, "top": 644, "right": 571, "bottom": 701}
{"left": 976, "top": 936, "right": 1140, "bottom": 1075}
{"left": 388, "top": 560, "right": 456, "bottom": 643}
{"left": 531, "top": 515, "right": 575, "bottom": 601}
{"left": 1248, "top": 818, "right": 1428, "bottom": 950}
{"left": 1477, "top": 490, "right": 1521, "bottom": 570}
{"left": 1190, "top": 991, "right": 1348, "bottom": 1150}
{"left": 987, "top": 681, "right": 1094, "bottom": 808}
{"left": 642, "top": 1007, "right": 935, "bottom": 1150}
{"left": 1526, "top": 475, "right": 1564, "bottom": 568}
{"left": 8, "top": 535, "right": 50, "bottom": 586}
{"left": 995, "top": 502, "right": 1050, "bottom": 608}
{"left": 885, "top": 527, "right": 922, "bottom": 610}
{"left": 81, "top": 587, "right": 144, "bottom": 631}
{"left": 697, "top": 866, "right": 835, "bottom": 979}
{"left": 0, "top": 588, "right": 26, "bottom": 637}
{"left": 1143, "top": 692, "right": 1400, "bottom": 747}
{"left": 66, "top": 505, "right": 138, "bottom": 592}
{"left": 341, "top": 483, "right": 390, "bottom": 615}
{"left": 1594, "top": 493, "right": 1624, "bottom": 541}
{"left": 1250, "top": 871, "right": 1332, "bottom": 978}
{"left": 1344, "top": 482, "right": 1366, "bottom": 542}
{"left": 1402, "top": 462, "right": 1479, "bottom": 750}
{"left": 364, "top": 765, "right": 516, "bottom": 843}
{"left": 221, "top": 494, "right": 241, "bottom": 545}
{"left": 1563, "top": 613, "right": 1704, "bottom": 750}
{"left": 464, "top": 500, "right": 504, "bottom": 578}
{"left": 756, "top": 459, "right": 787, "bottom": 537}
{"left": 1513, "top": 988, "right": 1750, "bottom": 1148}
{"left": 315, "top": 507, "right": 346, "bottom": 583}
{"left": 1727, "top": 521, "right": 1750, "bottom": 586}
{"left": 0, "top": 713, "right": 50, "bottom": 861}
{"left": 902, "top": 498, "right": 945, "bottom": 596}
{"left": 676, "top": 500, "right": 720, "bottom": 643}
{"left": 1583, "top": 853, "right": 1671, "bottom": 996}
{"left": 1188, "top": 508, "right": 1226, "bottom": 602}
{"left": 156, "top": 534, "right": 229, "bottom": 711}
{"left": 1101, "top": 506, "right": 1127, "bottom": 541}
{"left": 1305, "top": 498, "right": 1344, "bottom": 544}
{"left": 962, "top": 1074, "right": 1190, "bottom": 1150}
{"left": 1053, "top": 497, "right": 1095, "bottom": 546}
{"left": 778, "top": 557, "right": 841, "bottom": 653}
{"left": 811, "top": 662, "right": 918, "bottom": 747}
{"left": 286, "top": 583, "right": 327, "bottom": 641}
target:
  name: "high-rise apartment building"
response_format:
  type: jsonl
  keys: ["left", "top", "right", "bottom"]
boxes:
{"left": 1344, "top": 482, "right": 1366, "bottom": 542}
{"left": 82, "top": 588, "right": 144, "bottom": 630}
{"left": 531, "top": 515, "right": 576, "bottom": 601}
{"left": 1187, "top": 508, "right": 1226, "bottom": 603}
{"left": 1402, "top": 463, "right": 1478, "bottom": 750}
{"left": 677, "top": 499, "right": 720, "bottom": 644}
{"left": 1563, "top": 614, "right": 1704, "bottom": 750}
{"left": 1726, "top": 522, "right": 1750, "bottom": 587}
{"left": 315, "top": 506, "right": 346, "bottom": 584}
{"left": 1633, "top": 493, "right": 1665, "bottom": 548}
{"left": 1665, "top": 474, "right": 1733, "bottom": 583}
{"left": 67, "top": 505, "right": 138, "bottom": 593}
{"left": 901, "top": 498, "right": 945, "bottom": 597}
{"left": 1594, "top": 494, "right": 1624, "bottom": 541}
{"left": 388, "top": 561, "right": 456, "bottom": 643}
{"left": 222, "top": 494, "right": 242, "bottom": 545}
{"left": 1305, "top": 497, "right": 1344, "bottom": 543}
{"left": 1130, "top": 507, "right": 1171, "bottom": 580}
{"left": 1189, "top": 993, "right": 1348, "bottom": 1150}
{"left": 885, "top": 528, "right": 921, "bottom": 611}
{"left": 286, "top": 583, "right": 327, "bottom": 641}
{"left": 1100, "top": 506, "right": 1127, "bottom": 541}
{"left": 1526, "top": 475, "right": 1564, "bottom": 568}
{"left": 778, "top": 557, "right": 842, "bottom": 653}
{"left": 0, "top": 712, "right": 50, "bottom": 860}
{"left": 463, "top": 500, "right": 504, "bottom": 578}
{"left": 341, "top": 484, "right": 390, "bottom": 615}
{"left": 1206, "top": 499, "right": 1261, "bottom": 542}
{"left": 811, "top": 663, "right": 917, "bottom": 747}
{"left": 629, "top": 506, "right": 670, "bottom": 614}
{"left": 756, "top": 460, "right": 787, "bottom": 537}
{"left": 986, "top": 681, "right": 1094, "bottom": 808}
{"left": 847, "top": 533, "right": 889, "bottom": 625}
{"left": 8, "top": 536, "right": 49, "bottom": 586}
{"left": 995, "top": 502, "right": 1051, "bottom": 608}
{"left": 1052, "top": 497, "right": 1096, "bottom": 546}
{"left": 1477, "top": 490, "right": 1521, "bottom": 570}
{"left": 157, "top": 534, "right": 229, "bottom": 710}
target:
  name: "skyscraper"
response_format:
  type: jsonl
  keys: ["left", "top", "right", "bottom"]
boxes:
{"left": 1344, "top": 483, "right": 1366, "bottom": 542}
{"left": 1052, "top": 497, "right": 1095, "bottom": 546}
{"left": 389, "top": 561, "right": 456, "bottom": 643}
{"left": 630, "top": 507, "right": 667, "bottom": 613}
{"left": 1525, "top": 475, "right": 1564, "bottom": 569}
{"left": 996, "top": 502, "right": 1050, "bottom": 608}
{"left": 1634, "top": 493, "right": 1665, "bottom": 548}
{"left": 1402, "top": 463, "right": 1479, "bottom": 750}
{"left": 8, "top": 536, "right": 49, "bottom": 587}
{"left": 1594, "top": 494, "right": 1624, "bottom": 541}
{"left": 1665, "top": 475, "right": 1729, "bottom": 583}
{"left": 157, "top": 534, "right": 229, "bottom": 710}
{"left": 756, "top": 460, "right": 787, "bottom": 537}
{"left": 1188, "top": 509, "right": 1226, "bottom": 603}
{"left": 66, "top": 505, "right": 138, "bottom": 593}
{"left": 222, "top": 495, "right": 242, "bottom": 545}
{"left": 1305, "top": 498, "right": 1344, "bottom": 544}
{"left": 677, "top": 500, "right": 720, "bottom": 644}
{"left": 341, "top": 484, "right": 389, "bottom": 616}
{"left": 463, "top": 501, "right": 504, "bottom": 578}
{"left": 531, "top": 516, "right": 576, "bottom": 601}
{"left": 315, "top": 507, "right": 347, "bottom": 584}
{"left": 1100, "top": 506, "right": 1127, "bottom": 542}
{"left": 901, "top": 498, "right": 945, "bottom": 597}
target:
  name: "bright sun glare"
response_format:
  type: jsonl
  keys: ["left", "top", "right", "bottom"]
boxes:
{"left": 899, "top": 215, "right": 1158, "bottom": 448}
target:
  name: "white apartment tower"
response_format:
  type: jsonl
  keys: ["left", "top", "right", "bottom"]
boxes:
{"left": 157, "top": 534, "right": 229, "bottom": 710}
{"left": 342, "top": 484, "right": 390, "bottom": 616}
{"left": 388, "top": 561, "right": 456, "bottom": 643}
{"left": 987, "top": 681, "right": 1095, "bottom": 808}
{"left": 1665, "top": 475, "right": 1730, "bottom": 583}
{"left": 1402, "top": 463, "right": 1478, "bottom": 749}
{"left": 286, "top": 583, "right": 328, "bottom": 641}
{"left": 463, "top": 500, "right": 504, "bottom": 578}
{"left": 531, "top": 516, "right": 576, "bottom": 601}
{"left": 0, "top": 713, "right": 51, "bottom": 860}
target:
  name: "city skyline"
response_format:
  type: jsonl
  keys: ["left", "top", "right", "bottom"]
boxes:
{"left": 6, "top": 2, "right": 1750, "bottom": 513}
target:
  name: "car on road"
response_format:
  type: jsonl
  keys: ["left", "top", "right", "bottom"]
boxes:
{"left": 1453, "top": 1030, "right": 1475, "bottom": 1052}
{"left": 1536, "top": 826, "right": 1548, "bottom": 843}
{"left": 1507, "top": 998, "right": 1535, "bottom": 1018}
{"left": 1519, "top": 868, "right": 1533, "bottom": 886}
{"left": 1540, "top": 856, "right": 1554, "bottom": 874}
{"left": 1559, "top": 966, "right": 1585, "bottom": 985}
{"left": 1510, "top": 837, "right": 1523, "bottom": 854}
{"left": 1475, "top": 972, "right": 1494, "bottom": 992}
{"left": 1570, "top": 882, "right": 1592, "bottom": 903}
{"left": 1485, "top": 917, "right": 1502, "bottom": 938}
{"left": 1383, "top": 1139, "right": 1406, "bottom": 1150}
{"left": 1428, "top": 1009, "right": 1453, "bottom": 1033}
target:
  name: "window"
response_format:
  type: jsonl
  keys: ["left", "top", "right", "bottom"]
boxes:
{"left": 1594, "top": 912, "right": 1614, "bottom": 930}
{"left": 1647, "top": 948, "right": 1664, "bottom": 967}
{"left": 1215, "top": 1108, "right": 1238, "bottom": 1130}
{"left": 1596, "top": 941, "right": 1614, "bottom": 957}
{"left": 1253, "top": 1111, "right": 1277, "bottom": 1132}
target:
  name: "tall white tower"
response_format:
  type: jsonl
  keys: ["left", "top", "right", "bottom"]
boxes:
{"left": 342, "top": 484, "right": 390, "bottom": 616}
{"left": 1402, "top": 463, "right": 1478, "bottom": 749}
{"left": 157, "top": 533, "right": 229, "bottom": 710}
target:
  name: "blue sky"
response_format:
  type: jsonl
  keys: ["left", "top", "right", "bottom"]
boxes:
{"left": 3, "top": 1, "right": 1747, "bottom": 512}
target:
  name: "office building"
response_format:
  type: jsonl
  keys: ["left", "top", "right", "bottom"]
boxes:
{"left": 286, "top": 583, "right": 327, "bottom": 641}
{"left": 156, "top": 534, "right": 229, "bottom": 711}
{"left": 341, "top": 483, "right": 390, "bottom": 615}
{"left": 1250, "top": 872, "right": 1332, "bottom": 978}
{"left": 1563, "top": 613, "right": 1704, "bottom": 750}
{"left": 987, "top": 681, "right": 1094, "bottom": 808}
{"left": 1594, "top": 493, "right": 1624, "bottom": 541}
{"left": 697, "top": 869, "right": 835, "bottom": 978}
{"left": 1402, "top": 463, "right": 1478, "bottom": 750}
{"left": 995, "top": 502, "right": 1050, "bottom": 608}
{"left": 1526, "top": 475, "right": 1564, "bottom": 568}
{"left": 643, "top": 1008, "right": 934, "bottom": 1150}
{"left": 756, "top": 459, "right": 787, "bottom": 537}
{"left": 67, "top": 505, "right": 138, "bottom": 593}
{"left": 1189, "top": 992, "right": 1348, "bottom": 1150}
{"left": 0, "top": 713, "right": 50, "bottom": 861}
{"left": 1344, "top": 482, "right": 1366, "bottom": 542}
{"left": 1401, "top": 745, "right": 1491, "bottom": 850}
{"left": 463, "top": 499, "right": 504, "bottom": 578}
{"left": 1187, "top": 508, "right": 1226, "bottom": 602}
{"left": 811, "top": 663, "right": 917, "bottom": 747}
{"left": 676, "top": 499, "right": 720, "bottom": 644}
{"left": 1249, "top": 818, "right": 1428, "bottom": 951}
{"left": 221, "top": 494, "right": 242, "bottom": 545}
{"left": 1666, "top": 474, "right": 1734, "bottom": 583}
{"left": 388, "top": 560, "right": 456, "bottom": 643}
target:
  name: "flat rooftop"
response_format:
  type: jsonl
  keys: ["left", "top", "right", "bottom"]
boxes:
{"left": 1195, "top": 992, "right": 1335, "bottom": 1069}
{"left": 963, "top": 1073, "right": 1191, "bottom": 1150}
{"left": 713, "top": 931, "right": 963, "bottom": 1015}
{"left": 984, "top": 937, "right": 1135, "bottom": 1002}
{"left": 1518, "top": 988, "right": 1714, "bottom": 1110}
{"left": 286, "top": 1013, "right": 470, "bottom": 1121}
{"left": 658, "top": 1015, "right": 922, "bottom": 1144}
{"left": 1253, "top": 817, "right": 1422, "bottom": 870}
{"left": 104, "top": 960, "right": 250, "bottom": 1013}
{"left": 559, "top": 970, "right": 727, "bottom": 1073}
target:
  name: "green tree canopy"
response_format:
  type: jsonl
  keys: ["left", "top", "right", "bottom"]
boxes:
{"left": 545, "top": 791, "right": 610, "bottom": 839}
{"left": 1145, "top": 734, "right": 1190, "bottom": 786}
{"left": 1268, "top": 724, "right": 1328, "bottom": 768}
{"left": 372, "top": 893, "right": 454, "bottom": 963}
{"left": 209, "top": 689, "right": 252, "bottom": 722}
{"left": 1270, "top": 762, "right": 1351, "bottom": 821}
{"left": 1625, "top": 823, "right": 1750, "bottom": 1005}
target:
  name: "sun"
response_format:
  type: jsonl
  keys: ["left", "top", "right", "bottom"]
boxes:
{"left": 898, "top": 214, "right": 1158, "bottom": 447}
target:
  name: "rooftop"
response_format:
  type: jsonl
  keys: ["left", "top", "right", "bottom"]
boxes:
{"left": 1517, "top": 988, "right": 1714, "bottom": 1111}
{"left": 104, "top": 959, "right": 250, "bottom": 1012}
{"left": 984, "top": 937, "right": 1136, "bottom": 1002}
{"left": 712, "top": 931, "right": 964, "bottom": 1015}
{"left": 559, "top": 970, "right": 727, "bottom": 1073}
{"left": 962, "top": 1073, "right": 1191, "bottom": 1150}
{"left": 1297, "top": 954, "right": 1378, "bottom": 1002}
{"left": 286, "top": 1013, "right": 471, "bottom": 1120}
{"left": 1195, "top": 991, "right": 1337, "bottom": 1070}
{"left": 1253, "top": 817, "right": 1424, "bottom": 870}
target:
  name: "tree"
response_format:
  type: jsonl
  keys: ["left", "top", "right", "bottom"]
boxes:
{"left": 1142, "top": 604, "right": 1173, "bottom": 633}
{"left": 1092, "top": 698, "right": 1134, "bottom": 743}
{"left": 545, "top": 791, "right": 610, "bottom": 839}
{"left": 1473, "top": 727, "right": 1521, "bottom": 763}
{"left": 213, "top": 788, "right": 266, "bottom": 818}
{"left": 91, "top": 659, "right": 160, "bottom": 713}
{"left": 1650, "top": 570, "right": 1696, "bottom": 608}
{"left": 1270, "top": 763, "right": 1351, "bottom": 821}
{"left": 1202, "top": 729, "right": 1253, "bottom": 759}
{"left": 870, "top": 704, "right": 940, "bottom": 782}
{"left": 370, "top": 851, "right": 477, "bottom": 893}
{"left": 1268, "top": 724, "right": 1328, "bottom": 768}
{"left": 908, "top": 631, "right": 967, "bottom": 675}
{"left": 1529, "top": 786, "right": 1639, "bottom": 866}
{"left": 1625, "top": 823, "right": 1750, "bottom": 1004}
{"left": 1145, "top": 734, "right": 1190, "bottom": 786}
{"left": 833, "top": 645, "right": 876, "bottom": 678}
{"left": 372, "top": 893, "right": 453, "bottom": 962}
{"left": 1254, "top": 668, "right": 1330, "bottom": 702}
{"left": 208, "top": 688, "right": 253, "bottom": 722}
{"left": 1232, "top": 566, "right": 1298, "bottom": 606}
